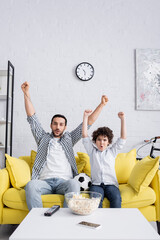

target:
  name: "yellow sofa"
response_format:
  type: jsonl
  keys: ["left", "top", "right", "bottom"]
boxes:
{"left": 0, "top": 149, "right": 160, "bottom": 234}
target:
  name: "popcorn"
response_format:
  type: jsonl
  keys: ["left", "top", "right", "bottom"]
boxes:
{"left": 68, "top": 194, "right": 100, "bottom": 215}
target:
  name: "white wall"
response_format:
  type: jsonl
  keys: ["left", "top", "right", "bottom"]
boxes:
{"left": 0, "top": 0, "right": 160, "bottom": 160}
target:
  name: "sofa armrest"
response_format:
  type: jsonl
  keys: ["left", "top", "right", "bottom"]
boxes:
{"left": 150, "top": 170, "right": 160, "bottom": 221}
{"left": 0, "top": 168, "right": 10, "bottom": 223}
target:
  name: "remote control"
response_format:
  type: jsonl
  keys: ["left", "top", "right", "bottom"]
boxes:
{"left": 44, "top": 205, "right": 60, "bottom": 216}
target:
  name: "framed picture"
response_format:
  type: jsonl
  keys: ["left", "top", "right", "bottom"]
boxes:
{"left": 135, "top": 49, "right": 160, "bottom": 110}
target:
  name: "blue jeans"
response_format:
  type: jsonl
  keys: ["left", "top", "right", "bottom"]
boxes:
{"left": 25, "top": 178, "right": 80, "bottom": 211}
{"left": 90, "top": 183, "right": 121, "bottom": 208}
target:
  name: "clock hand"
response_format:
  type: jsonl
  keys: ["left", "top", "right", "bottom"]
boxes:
{"left": 83, "top": 70, "right": 86, "bottom": 75}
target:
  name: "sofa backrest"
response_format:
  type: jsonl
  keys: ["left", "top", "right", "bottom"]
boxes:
{"left": 19, "top": 149, "right": 137, "bottom": 184}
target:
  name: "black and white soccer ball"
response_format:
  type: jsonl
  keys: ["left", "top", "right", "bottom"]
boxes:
{"left": 74, "top": 173, "right": 92, "bottom": 191}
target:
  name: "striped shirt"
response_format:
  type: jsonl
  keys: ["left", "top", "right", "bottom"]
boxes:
{"left": 27, "top": 114, "right": 91, "bottom": 179}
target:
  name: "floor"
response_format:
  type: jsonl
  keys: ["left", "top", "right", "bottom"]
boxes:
{"left": 0, "top": 222, "right": 158, "bottom": 240}
{"left": 0, "top": 225, "right": 18, "bottom": 240}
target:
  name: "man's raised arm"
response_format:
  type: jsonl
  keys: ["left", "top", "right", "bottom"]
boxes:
{"left": 21, "top": 81, "right": 46, "bottom": 145}
{"left": 70, "top": 95, "right": 108, "bottom": 146}
{"left": 21, "top": 81, "right": 35, "bottom": 116}
{"left": 87, "top": 95, "right": 108, "bottom": 126}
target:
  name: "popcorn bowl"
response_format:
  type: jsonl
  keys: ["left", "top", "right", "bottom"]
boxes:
{"left": 65, "top": 191, "right": 102, "bottom": 215}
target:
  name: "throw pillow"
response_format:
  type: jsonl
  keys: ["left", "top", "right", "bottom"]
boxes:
{"left": 128, "top": 156, "right": 159, "bottom": 193}
{"left": 77, "top": 152, "right": 91, "bottom": 177}
{"left": 115, "top": 149, "right": 137, "bottom": 184}
{"left": 75, "top": 156, "right": 86, "bottom": 174}
{"left": 5, "top": 154, "right": 31, "bottom": 189}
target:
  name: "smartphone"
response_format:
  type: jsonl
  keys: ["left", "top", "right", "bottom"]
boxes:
{"left": 78, "top": 221, "right": 101, "bottom": 229}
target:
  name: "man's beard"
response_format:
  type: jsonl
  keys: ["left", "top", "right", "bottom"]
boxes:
{"left": 53, "top": 130, "right": 63, "bottom": 138}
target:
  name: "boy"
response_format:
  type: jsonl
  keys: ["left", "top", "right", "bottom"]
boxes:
{"left": 82, "top": 105, "right": 126, "bottom": 208}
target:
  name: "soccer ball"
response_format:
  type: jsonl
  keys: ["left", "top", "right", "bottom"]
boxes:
{"left": 74, "top": 173, "right": 92, "bottom": 191}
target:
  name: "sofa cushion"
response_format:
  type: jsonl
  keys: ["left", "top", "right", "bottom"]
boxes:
{"left": 3, "top": 184, "right": 156, "bottom": 211}
{"left": 5, "top": 154, "right": 31, "bottom": 189}
{"left": 103, "top": 184, "right": 156, "bottom": 208}
{"left": 115, "top": 149, "right": 136, "bottom": 183}
{"left": 128, "top": 156, "right": 159, "bottom": 193}
{"left": 77, "top": 152, "right": 91, "bottom": 177}
{"left": 19, "top": 150, "right": 37, "bottom": 172}
{"left": 75, "top": 156, "right": 86, "bottom": 174}
{"left": 19, "top": 156, "right": 32, "bottom": 168}
{"left": 3, "top": 188, "right": 64, "bottom": 211}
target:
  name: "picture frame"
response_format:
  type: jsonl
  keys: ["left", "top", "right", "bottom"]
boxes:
{"left": 135, "top": 49, "right": 160, "bottom": 110}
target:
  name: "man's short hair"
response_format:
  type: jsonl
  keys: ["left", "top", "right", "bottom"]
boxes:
{"left": 51, "top": 114, "right": 67, "bottom": 126}
{"left": 92, "top": 127, "right": 114, "bottom": 144}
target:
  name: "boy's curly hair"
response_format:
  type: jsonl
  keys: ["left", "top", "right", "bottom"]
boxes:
{"left": 92, "top": 127, "right": 114, "bottom": 144}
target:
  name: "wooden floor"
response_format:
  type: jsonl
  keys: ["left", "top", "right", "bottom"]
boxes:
{"left": 0, "top": 222, "right": 158, "bottom": 240}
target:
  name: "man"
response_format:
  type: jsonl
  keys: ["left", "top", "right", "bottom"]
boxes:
{"left": 21, "top": 81, "right": 108, "bottom": 210}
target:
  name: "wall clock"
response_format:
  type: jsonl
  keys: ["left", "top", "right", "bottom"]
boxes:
{"left": 75, "top": 62, "right": 94, "bottom": 81}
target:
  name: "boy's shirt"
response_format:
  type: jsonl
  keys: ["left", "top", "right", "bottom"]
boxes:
{"left": 82, "top": 137, "right": 126, "bottom": 188}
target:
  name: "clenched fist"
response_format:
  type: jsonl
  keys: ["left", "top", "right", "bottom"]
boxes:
{"left": 118, "top": 112, "right": 125, "bottom": 120}
{"left": 101, "top": 95, "right": 108, "bottom": 106}
{"left": 21, "top": 82, "right": 30, "bottom": 94}
{"left": 84, "top": 109, "right": 93, "bottom": 117}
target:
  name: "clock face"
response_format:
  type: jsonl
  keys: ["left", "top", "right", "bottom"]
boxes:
{"left": 75, "top": 62, "right": 94, "bottom": 81}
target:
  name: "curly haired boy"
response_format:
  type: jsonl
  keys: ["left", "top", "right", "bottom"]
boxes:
{"left": 82, "top": 97, "right": 126, "bottom": 208}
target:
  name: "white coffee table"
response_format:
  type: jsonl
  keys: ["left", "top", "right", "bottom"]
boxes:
{"left": 9, "top": 208, "right": 160, "bottom": 240}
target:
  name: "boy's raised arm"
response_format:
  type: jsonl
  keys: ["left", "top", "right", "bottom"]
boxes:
{"left": 82, "top": 110, "right": 92, "bottom": 138}
{"left": 118, "top": 112, "right": 126, "bottom": 139}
